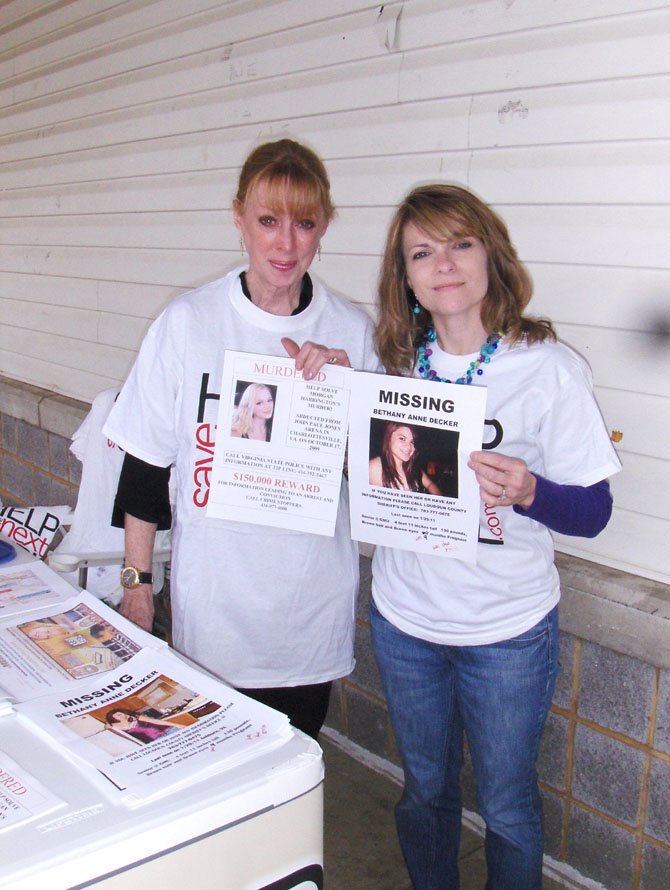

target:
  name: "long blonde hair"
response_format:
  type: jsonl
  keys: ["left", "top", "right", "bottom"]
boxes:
{"left": 376, "top": 184, "right": 555, "bottom": 375}
{"left": 232, "top": 383, "right": 274, "bottom": 439}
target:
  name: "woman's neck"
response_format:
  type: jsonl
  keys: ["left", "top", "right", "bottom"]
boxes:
{"left": 250, "top": 417, "right": 267, "bottom": 439}
{"left": 432, "top": 317, "right": 489, "bottom": 356}
{"left": 393, "top": 459, "right": 410, "bottom": 487}
{"left": 244, "top": 270, "right": 301, "bottom": 316}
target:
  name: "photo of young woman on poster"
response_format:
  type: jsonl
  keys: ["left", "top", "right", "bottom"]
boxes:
{"left": 230, "top": 381, "right": 277, "bottom": 442}
{"left": 368, "top": 420, "right": 458, "bottom": 497}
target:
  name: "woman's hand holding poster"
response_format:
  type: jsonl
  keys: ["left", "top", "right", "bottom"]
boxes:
{"left": 207, "top": 351, "right": 352, "bottom": 536}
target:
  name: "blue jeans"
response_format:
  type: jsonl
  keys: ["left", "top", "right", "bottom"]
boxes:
{"left": 370, "top": 600, "right": 559, "bottom": 890}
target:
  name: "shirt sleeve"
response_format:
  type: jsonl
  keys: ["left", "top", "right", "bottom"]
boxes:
{"left": 527, "top": 342, "right": 622, "bottom": 488}
{"left": 103, "top": 302, "right": 185, "bottom": 467}
{"left": 513, "top": 475, "right": 613, "bottom": 538}
{"left": 112, "top": 453, "right": 172, "bottom": 530}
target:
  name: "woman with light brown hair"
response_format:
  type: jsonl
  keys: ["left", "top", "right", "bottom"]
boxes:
{"left": 375, "top": 183, "right": 552, "bottom": 376}
{"left": 370, "top": 183, "right": 621, "bottom": 889}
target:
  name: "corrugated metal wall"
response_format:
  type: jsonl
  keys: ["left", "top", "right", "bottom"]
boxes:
{"left": 1, "top": 0, "right": 669, "bottom": 583}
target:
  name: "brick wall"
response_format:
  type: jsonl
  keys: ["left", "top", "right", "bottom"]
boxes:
{"left": 0, "top": 378, "right": 86, "bottom": 510}
{"left": 1, "top": 413, "right": 79, "bottom": 509}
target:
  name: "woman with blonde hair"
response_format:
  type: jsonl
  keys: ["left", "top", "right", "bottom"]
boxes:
{"left": 106, "top": 139, "right": 379, "bottom": 739}
{"left": 231, "top": 383, "right": 275, "bottom": 441}
{"left": 370, "top": 183, "right": 621, "bottom": 889}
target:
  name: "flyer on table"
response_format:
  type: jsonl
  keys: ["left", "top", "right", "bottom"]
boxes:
{"left": 0, "top": 560, "right": 73, "bottom": 620}
{"left": 0, "top": 589, "right": 166, "bottom": 703}
{"left": 0, "top": 749, "right": 65, "bottom": 832}
{"left": 348, "top": 371, "right": 487, "bottom": 562}
{"left": 207, "top": 351, "right": 352, "bottom": 536}
{"left": 17, "top": 648, "right": 292, "bottom": 806}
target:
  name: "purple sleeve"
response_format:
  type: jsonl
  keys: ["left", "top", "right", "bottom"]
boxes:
{"left": 513, "top": 475, "right": 612, "bottom": 538}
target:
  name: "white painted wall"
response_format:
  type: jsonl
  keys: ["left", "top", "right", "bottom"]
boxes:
{"left": 1, "top": 0, "right": 668, "bottom": 582}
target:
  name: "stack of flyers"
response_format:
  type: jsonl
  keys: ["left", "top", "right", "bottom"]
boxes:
{"left": 16, "top": 648, "right": 293, "bottom": 807}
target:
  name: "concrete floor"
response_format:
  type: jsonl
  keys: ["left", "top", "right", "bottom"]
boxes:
{"left": 322, "top": 736, "right": 565, "bottom": 890}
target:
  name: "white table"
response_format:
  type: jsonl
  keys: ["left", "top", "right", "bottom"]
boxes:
{"left": 0, "top": 536, "right": 324, "bottom": 890}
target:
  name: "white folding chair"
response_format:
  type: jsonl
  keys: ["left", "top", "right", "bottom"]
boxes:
{"left": 48, "top": 389, "right": 171, "bottom": 604}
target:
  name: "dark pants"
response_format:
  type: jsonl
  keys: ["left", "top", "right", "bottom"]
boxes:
{"left": 237, "top": 680, "right": 333, "bottom": 740}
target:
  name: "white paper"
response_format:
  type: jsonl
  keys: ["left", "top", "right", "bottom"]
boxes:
{"left": 0, "top": 561, "right": 74, "bottom": 619}
{"left": 0, "top": 751, "right": 65, "bottom": 832}
{"left": 348, "top": 372, "right": 487, "bottom": 562}
{"left": 207, "top": 351, "right": 352, "bottom": 536}
{"left": 0, "top": 590, "right": 166, "bottom": 702}
{"left": 17, "top": 649, "right": 292, "bottom": 806}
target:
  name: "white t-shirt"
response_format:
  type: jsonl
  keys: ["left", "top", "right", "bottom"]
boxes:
{"left": 104, "top": 267, "right": 379, "bottom": 687}
{"left": 372, "top": 336, "right": 622, "bottom": 646}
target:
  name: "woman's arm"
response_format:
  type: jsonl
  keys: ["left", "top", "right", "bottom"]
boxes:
{"left": 513, "top": 475, "right": 612, "bottom": 538}
{"left": 468, "top": 451, "right": 613, "bottom": 538}
{"left": 112, "top": 453, "right": 171, "bottom": 631}
{"left": 121, "top": 514, "right": 157, "bottom": 630}
{"left": 142, "top": 715, "right": 182, "bottom": 728}
{"left": 368, "top": 457, "right": 383, "bottom": 487}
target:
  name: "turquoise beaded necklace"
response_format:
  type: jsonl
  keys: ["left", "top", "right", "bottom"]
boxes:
{"left": 417, "top": 326, "right": 503, "bottom": 385}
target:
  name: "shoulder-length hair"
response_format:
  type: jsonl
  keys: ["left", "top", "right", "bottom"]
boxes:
{"left": 380, "top": 422, "right": 424, "bottom": 492}
{"left": 232, "top": 383, "right": 273, "bottom": 439}
{"left": 376, "top": 184, "right": 555, "bottom": 375}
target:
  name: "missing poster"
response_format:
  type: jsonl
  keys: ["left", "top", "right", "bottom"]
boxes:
{"left": 17, "top": 649, "right": 292, "bottom": 806}
{"left": 348, "top": 371, "right": 487, "bottom": 562}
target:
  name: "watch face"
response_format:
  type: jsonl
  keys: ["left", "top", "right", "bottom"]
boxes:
{"left": 120, "top": 566, "right": 139, "bottom": 588}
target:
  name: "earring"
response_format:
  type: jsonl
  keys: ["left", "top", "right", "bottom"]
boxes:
{"left": 317, "top": 243, "right": 322, "bottom": 262}
{"left": 239, "top": 237, "right": 246, "bottom": 255}
{"left": 408, "top": 288, "right": 421, "bottom": 315}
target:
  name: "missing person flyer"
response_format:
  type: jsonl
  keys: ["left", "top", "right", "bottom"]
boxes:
{"left": 348, "top": 372, "right": 487, "bottom": 562}
{"left": 207, "top": 351, "right": 352, "bottom": 536}
{"left": 16, "top": 648, "right": 292, "bottom": 805}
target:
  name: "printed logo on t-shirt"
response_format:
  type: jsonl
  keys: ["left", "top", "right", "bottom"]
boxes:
{"left": 479, "top": 416, "right": 505, "bottom": 545}
{"left": 192, "top": 371, "right": 221, "bottom": 508}
{"left": 482, "top": 417, "right": 503, "bottom": 451}
{"left": 479, "top": 501, "right": 505, "bottom": 545}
